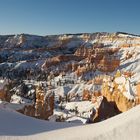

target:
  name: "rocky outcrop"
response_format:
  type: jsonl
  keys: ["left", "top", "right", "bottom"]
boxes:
{"left": 97, "top": 55, "right": 120, "bottom": 72}
{"left": 42, "top": 55, "right": 83, "bottom": 70}
{"left": 102, "top": 87, "right": 135, "bottom": 112}
{"left": 82, "top": 89, "right": 101, "bottom": 102}
{"left": 14, "top": 84, "right": 54, "bottom": 120}
{"left": 136, "top": 83, "right": 140, "bottom": 104}
{"left": 136, "top": 83, "right": 140, "bottom": 96}
{"left": 18, "top": 105, "right": 35, "bottom": 117}
{"left": 74, "top": 46, "right": 92, "bottom": 57}
{"left": 35, "top": 85, "right": 54, "bottom": 120}
{"left": 101, "top": 74, "right": 137, "bottom": 112}
{"left": 94, "top": 97, "right": 121, "bottom": 122}
{"left": 74, "top": 45, "right": 120, "bottom": 73}
{"left": 82, "top": 89, "right": 91, "bottom": 101}
{"left": 93, "top": 33, "right": 140, "bottom": 47}
{"left": 0, "top": 90, "right": 6, "bottom": 101}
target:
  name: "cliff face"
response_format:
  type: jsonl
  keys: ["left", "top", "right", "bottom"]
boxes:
{"left": 94, "top": 97, "right": 121, "bottom": 122}
{"left": 101, "top": 74, "right": 138, "bottom": 112}
{"left": 0, "top": 90, "right": 6, "bottom": 101}
{"left": 93, "top": 33, "right": 140, "bottom": 48}
{"left": 102, "top": 87, "right": 135, "bottom": 112}
{"left": 42, "top": 55, "right": 83, "bottom": 70}
{"left": 42, "top": 44, "right": 120, "bottom": 78}
{"left": 35, "top": 85, "right": 54, "bottom": 120}
{"left": 17, "top": 105, "right": 35, "bottom": 117}
{"left": 74, "top": 45, "right": 120, "bottom": 73}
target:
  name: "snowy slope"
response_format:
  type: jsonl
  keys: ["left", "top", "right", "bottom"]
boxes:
{"left": 40, "top": 104, "right": 140, "bottom": 140}
{"left": 1, "top": 104, "right": 140, "bottom": 139}
{"left": 0, "top": 107, "right": 77, "bottom": 138}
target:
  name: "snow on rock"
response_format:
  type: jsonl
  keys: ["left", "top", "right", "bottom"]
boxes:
{"left": 68, "top": 83, "right": 101, "bottom": 96}
{"left": 10, "top": 94, "right": 23, "bottom": 104}
{"left": 114, "top": 76, "right": 126, "bottom": 85}
{"left": 67, "top": 84, "right": 80, "bottom": 95}
{"left": 119, "top": 47, "right": 140, "bottom": 83}
{"left": 118, "top": 33, "right": 139, "bottom": 38}
{"left": 10, "top": 94, "right": 32, "bottom": 104}
{"left": 65, "top": 101, "right": 95, "bottom": 114}
{"left": 123, "top": 79, "right": 135, "bottom": 100}
{"left": 55, "top": 86, "right": 72, "bottom": 97}
{"left": 76, "top": 101, "right": 95, "bottom": 113}
{"left": 53, "top": 109, "right": 68, "bottom": 119}
{"left": 48, "top": 114, "right": 59, "bottom": 122}
{"left": 66, "top": 116, "right": 87, "bottom": 124}
{"left": 0, "top": 101, "right": 25, "bottom": 111}
{"left": 0, "top": 79, "right": 8, "bottom": 90}
{"left": 114, "top": 76, "right": 135, "bottom": 100}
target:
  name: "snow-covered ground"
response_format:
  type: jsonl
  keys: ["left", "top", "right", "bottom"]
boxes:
{"left": 1, "top": 103, "right": 140, "bottom": 139}
{"left": 0, "top": 107, "right": 78, "bottom": 139}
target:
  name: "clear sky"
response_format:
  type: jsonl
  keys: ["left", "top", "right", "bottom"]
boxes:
{"left": 0, "top": 0, "right": 140, "bottom": 35}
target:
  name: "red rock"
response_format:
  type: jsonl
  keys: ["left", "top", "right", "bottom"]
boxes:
{"left": 82, "top": 89, "right": 91, "bottom": 101}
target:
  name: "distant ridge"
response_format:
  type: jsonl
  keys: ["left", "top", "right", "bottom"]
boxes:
{"left": 0, "top": 32, "right": 140, "bottom": 37}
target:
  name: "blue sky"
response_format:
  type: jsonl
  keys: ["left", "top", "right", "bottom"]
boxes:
{"left": 0, "top": 0, "right": 139, "bottom": 35}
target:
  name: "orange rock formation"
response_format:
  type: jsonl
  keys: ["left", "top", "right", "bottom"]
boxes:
{"left": 35, "top": 85, "right": 54, "bottom": 120}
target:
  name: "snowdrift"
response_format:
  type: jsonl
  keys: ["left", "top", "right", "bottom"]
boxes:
{"left": 1, "top": 105, "right": 140, "bottom": 140}
{"left": 0, "top": 108, "right": 77, "bottom": 138}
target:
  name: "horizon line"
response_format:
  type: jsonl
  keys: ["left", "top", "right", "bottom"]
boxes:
{"left": 0, "top": 31, "right": 140, "bottom": 37}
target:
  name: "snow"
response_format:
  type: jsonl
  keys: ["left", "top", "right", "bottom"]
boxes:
{"left": 0, "top": 94, "right": 32, "bottom": 111}
{"left": 0, "top": 79, "right": 8, "bottom": 90}
{"left": 14, "top": 59, "right": 45, "bottom": 70}
{"left": 114, "top": 76, "right": 126, "bottom": 85}
{"left": 116, "top": 46, "right": 140, "bottom": 97}
{"left": 66, "top": 116, "right": 87, "bottom": 124}
{"left": 10, "top": 94, "right": 23, "bottom": 104}
{"left": 55, "top": 86, "right": 71, "bottom": 97}
{"left": 1, "top": 103, "right": 140, "bottom": 139}
{"left": 1, "top": 32, "right": 140, "bottom": 139}
{"left": 48, "top": 114, "right": 59, "bottom": 122}
{"left": 10, "top": 94, "right": 32, "bottom": 104}
{"left": 0, "top": 107, "right": 78, "bottom": 138}
{"left": 108, "top": 76, "right": 135, "bottom": 100}
{"left": 118, "top": 33, "right": 140, "bottom": 38}
{"left": 65, "top": 100, "right": 102, "bottom": 114}
{"left": 68, "top": 83, "right": 101, "bottom": 96}
{"left": 123, "top": 79, "right": 135, "bottom": 100}
{"left": 65, "top": 102, "right": 77, "bottom": 111}
{"left": 53, "top": 109, "right": 68, "bottom": 118}
{"left": 43, "top": 104, "right": 140, "bottom": 140}
{"left": 0, "top": 101, "right": 25, "bottom": 111}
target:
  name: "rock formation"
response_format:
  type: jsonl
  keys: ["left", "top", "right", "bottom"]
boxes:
{"left": 101, "top": 73, "right": 137, "bottom": 112}
{"left": 82, "top": 89, "right": 91, "bottom": 101}
{"left": 35, "top": 85, "right": 54, "bottom": 120}
{"left": 0, "top": 89, "right": 6, "bottom": 101}
{"left": 94, "top": 97, "right": 121, "bottom": 122}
